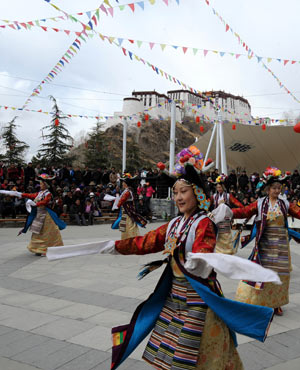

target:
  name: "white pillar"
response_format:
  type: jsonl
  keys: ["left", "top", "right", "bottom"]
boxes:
{"left": 169, "top": 100, "right": 176, "bottom": 173}
{"left": 216, "top": 122, "right": 220, "bottom": 171}
{"left": 204, "top": 123, "right": 217, "bottom": 164}
{"left": 218, "top": 111, "right": 228, "bottom": 175}
{"left": 122, "top": 117, "right": 127, "bottom": 173}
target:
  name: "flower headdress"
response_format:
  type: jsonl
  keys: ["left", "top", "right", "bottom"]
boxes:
{"left": 157, "top": 145, "right": 214, "bottom": 211}
{"left": 262, "top": 167, "right": 288, "bottom": 187}
{"left": 38, "top": 173, "right": 56, "bottom": 181}
{"left": 120, "top": 173, "right": 136, "bottom": 186}
{"left": 215, "top": 174, "right": 227, "bottom": 184}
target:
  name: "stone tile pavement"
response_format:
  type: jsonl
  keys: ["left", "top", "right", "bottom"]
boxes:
{"left": 0, "top": 223, "right": 300, "bottom": 369}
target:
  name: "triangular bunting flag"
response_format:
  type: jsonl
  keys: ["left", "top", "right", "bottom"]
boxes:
{"left": 149, "top": 42, "right": 155, "bottom": 49}
{"left": 225, "top": 24, "right": 229, "bottom": 32}
{"left": 267, "top": 57, "right": 272, "bottom": 63}
{"left": 118, "top": 38, "right": 124, "bottom": 46}
{"left": 256, "top": 56, "right": 262, "bottom": 63}
{"left": 220, "top": 51, "right": 225, "bottom": 57}
{"left": 160, "top": 44, "right": 166, "bottom": 51}
{"left": 193, "top": 48, "right": 198, "bottom": 55}
{"left": 236, "top": 54, "right": 241, "bottom": 59}
{"left": 100, "top": 4, "right": 108, "bottom": 15}
{"left": 137, "top": 40, "right": 143, "bottom": 48}
{"left": 137, "top": 2, "right": 144, "bottom": 10}
{"left": 129, "top": 3, "right": 135, "bottom": 12}
{"left": 182, "top": 47, "right": 188, "bottom": 54}
{"left": 108, "top": 7, "right": 114, "bottom": 17}
{"left": 128, "top": 51, "right": 133, "bottom": 60}
{"left": 283, "top": 60, "right": 289, "bottom": 66}
{"left": 163, "top": 0, "right": 169, "bottom": 5}
{"left": 203, "top": 50, "right": 208, "bottom": 57}
{"left": 122, "top": 47, "right": 127, "bottom": 56}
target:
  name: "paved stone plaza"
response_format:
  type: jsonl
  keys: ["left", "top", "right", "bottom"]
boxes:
{"left": 0, "top": 223, "right": 300, "bottom": 370}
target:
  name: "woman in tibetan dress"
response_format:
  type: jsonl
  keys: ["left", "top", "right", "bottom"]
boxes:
{"left": 211, "top": 175, "right": 243, "bottom": 254}
{"left": 232, "top": 167, "right": 300, "bottom": 316}
{"left": 112, "top": 173, "right": 147, "bottom": 239}
{"left": 47, "top": 148, "right": 278, "bottom": 370}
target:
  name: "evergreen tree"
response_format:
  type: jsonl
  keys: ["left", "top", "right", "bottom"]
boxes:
{"left": 126, "top": 139, "right": 150, "bottom": 172}
{"left": 1, "top": 116, "right": 29, "bottom": 165}
{"left": 38, "top": 96, "right": 73, "bottom": 166}
{"left": 84, "top": 120, "right": 109, "bottom": 169}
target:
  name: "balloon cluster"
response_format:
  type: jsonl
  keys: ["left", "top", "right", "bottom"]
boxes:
{"left": 173, "top": 146, "right": 204, "bottom": 177}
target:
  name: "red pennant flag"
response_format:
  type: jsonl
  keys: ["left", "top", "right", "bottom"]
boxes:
{"left": 52, "top": 28, "right": 59, "bottom": 32}
{"left": 20, "top": 23, "right": 27, "bottom": 29}
{"left": 225, "top": 24, "right": 229, "bottom": 32}
{"left": 129, "top": 3, "right": 135, "bottom": 12}
{"left": 75, "top": 32, "right": 81, "bottom": 36}
{"left": 128, "top": 39, "right": 134, "bottom": 43}
{"left": 41, "top": 26, "right": 47, "bottom": 31}
{"left": 8, "top": 24, "right": 16, "bottom": 29}
{"left": 0, "top": 25, "right": 5, "bottom": 28}
{"left": 122, "top": 48, "right": 127, "bottom": 56}
{"left": 64, "top": 30, "right": 71, "bottom": 35}
{"left": 28, "top": 21, "right": 34, "bottom": 26}
{"left": 182, "top": 47, "right": 188, "bottom": 54}
{"left": 291, "top": 60, "right": 296, "bottom": 64}
{"left": 92, "top": 15, "right": 97, "bottom": 26}
{"left": 283, "top": 60, "right": 289, "bottom": 66}
{"left": 236, "top": 54, "right": 241, "bottom": 59}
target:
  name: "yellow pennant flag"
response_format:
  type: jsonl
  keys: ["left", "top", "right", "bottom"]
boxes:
{"left": 104, "top": 0, "right": 112, "bottom": 7}
{"left": 267, "top": 58, "right": 272, "bottom": 63}
{"left": 160, "top": 44, "right": 166, "bottom": 51}
{"left": 149, "top": 0, "right": 156, "bottom": 5}
{"left": 99, "top": 33, "right": 105, "bottom": 41}
{"left": 108, "top": 37, "right": 115, "bottom": 43}
{"left": 134, "top": 55, "right": 140, "bottom": 61}
{"left": 50, "top": 4, "right": 60, "bottom": 11}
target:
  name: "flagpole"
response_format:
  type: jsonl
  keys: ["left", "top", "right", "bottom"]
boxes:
{"left": 122, "top": 117, "right": 127, "bottom": 173}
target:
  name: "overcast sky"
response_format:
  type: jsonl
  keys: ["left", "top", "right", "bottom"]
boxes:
{"left": 1, "top": 0, "right": 300, "bottom": 160}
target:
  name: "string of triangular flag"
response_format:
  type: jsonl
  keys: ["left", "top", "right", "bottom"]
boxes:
{"left": 201, "top": 0, "right": 300, "bottom": 104}
{"left": 2, "top": 18, "right": 300, "bottom": 67}
{"left": 0, "top": 0, "right": 177, "bottom": 29}
{"left": 20, "top": 1, "right": 103, "bottom": 109}
{"left": 0, "top": 99, "right": 293, "bottom": 126}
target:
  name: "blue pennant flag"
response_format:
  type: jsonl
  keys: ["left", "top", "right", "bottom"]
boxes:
{"left": 137, "top": 2, "right": 144, "bottom": 10}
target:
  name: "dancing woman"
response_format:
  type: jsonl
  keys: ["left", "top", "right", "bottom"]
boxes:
{"left": 232, "top": 167, "right": 300, "bottom": 316}
{"left": 112, "top": 173, "right": 147, "bottom": 239}
{"left": 211, "top": 175, "right": 243, "bottom": 254}
{"left": 1, "top": 174, "right": 66, "bottom": 256}
{"left": 48, "top": 148, "right": 279, "bottom": 370}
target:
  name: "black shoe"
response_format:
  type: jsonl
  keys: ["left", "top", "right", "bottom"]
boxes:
{"left": 35, "top": 253, "right": 42, "bottom": 256}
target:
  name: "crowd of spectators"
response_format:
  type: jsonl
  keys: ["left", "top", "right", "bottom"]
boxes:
{"left": 1, "top": 160, "right": 300, "bottom": 223}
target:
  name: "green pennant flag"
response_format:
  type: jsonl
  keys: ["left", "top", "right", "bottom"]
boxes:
{"left": 137, "top": 40, "right": 143, "bottom": 48}
{"left": 88, "top": 33, "right": 94, "bottom": 38}
{"left": 193, "top": 48, "right": 198, "bottom": 55}
{"left": 79, "top": 34, "right": 86, "bottom": 42}
{"left": 95, "top": 8, "right": 100, "bottom": 20}
{"left": 35, "top": 20, "right": 40, "bottom": 27}
{"left": 119, "top": 5, "right": 125, "bottom": 11}
{"left": 65, "top": 53, "right": 72, "bottom": 59}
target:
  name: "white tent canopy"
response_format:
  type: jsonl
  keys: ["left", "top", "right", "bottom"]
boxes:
{"left": 197, "top": 123, "right": 300, "bottom": 173}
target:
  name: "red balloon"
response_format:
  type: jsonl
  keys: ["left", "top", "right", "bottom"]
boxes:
{"left": 54, "top": 118, "right": 59, "bottom": 126}
{"left": 232, "top": 124, "right": 236, "bottom": 130}
{"left": 157, "top": 162, "right": 165, "bottom": 171}
{"left": 262, "top": 124, "right": 266, "bottom": 131}
{"left": 293, "top": 121, "right": 300, "bottom": 133}
{"left": 200, "top": 125, "right": 204, "bottom": 132}
{"left": 195, "top": 116, "right": 200, "bottom": 123}
{"left": 205, "top": 158, "right": 213, "bottom": 166}
{"left": 137, "top": 121, "right": 141, "bottom": 128}
{"left": 144, "top": 114, "right": 149, "bottom": 121}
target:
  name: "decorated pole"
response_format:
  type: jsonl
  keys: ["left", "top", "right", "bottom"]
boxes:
{"left": 169, "top": 100, "right": 176, "bottom": 173}
{"left": 219, "top": 115, "right": 228, "bottom": 175}
{"left": 216, "top": 120, "right": 220, "bottom": 171}
{"left": 122, "top": 117, "right": 127, "bottom": 173}
{"left": 204, "top": 123, "right": 217, "bottom": 165}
